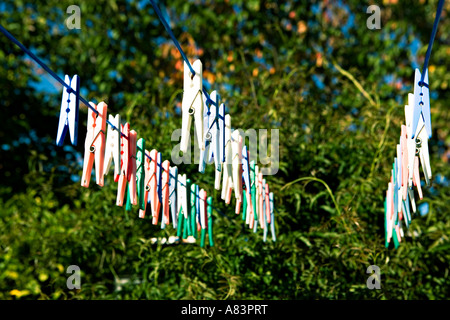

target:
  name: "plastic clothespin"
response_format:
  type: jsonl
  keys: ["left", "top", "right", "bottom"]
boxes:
{"left": 411, "top": 68, "right": 431, "bottom": 139}
{"left": 155, "top": 152, "right": 162, "bottom": 226}
{"left": 103, "top": 114, "right": 121, "bottom": 182}
{"left": 180, "top": 60, "right": 204, "bottom": 153}
{"left": 207, "top": 91, "right": 219, "bottom": 166}
{"left": 199, "top": 189, "right": 207, "bottom": 248}
{"left": 196, "top": 186, "right": 201, "bottom": 232}
{"left": 218, "top": 103, "right": 226, "bottom": 164}
{"left": 416, "top": 117, "right": 432, "bottom": 186}
{"left": 265, "top": 182, "right": 271, "bottom": 224}
{"left": 81, "top": 101, "right": 108, "bottom": 188}
{"left": 231, "top": 130, "right": 243, "bottom": 212}
{"left": 242, "top": 146, "right": 253, "bottom": 216}
{"left": 56, "top": 75, "right": 79, "bottom": 146}
{"left": 250, "top": 160, "right": 257, "bottom": 227}
{"left": 127, "top": 130, "right": 138, "bottom": 207}
{"left": 405, "top": 93, "right": 416, "bottom": 187}
{"left": 138, "top": 149, "right": 151, "bottom": 218}
{"left": 199, "top": 91, "right": 214, "bottom": 173}
{"left": 148, "top": 149, "right": 159, "bottom": 224}
{"left": 221, "top": 115, "right": 233, "bottom": 204}
{"left": 395, "top": 146, "right": 402, "bottom": 217}
{"left": 117, "top": 123, "right": 130, "bottom": 206}
{"left": 386, "top": 180, "right": 393, "bottom": 244}
{"left": 413, "top": 156, "right": 423, "bottom": 200}
{"left": 190, "top": 183, "right": 199, "bottom": 238}
{"left": 136, "top": 138, "right": 146, "bottom": 211}
{"left": 161, "top": 160, "right": 170, "bottom": 227}
{"left": 207, "top": 196, "right": 214, "bottom": 247}
{"left": 177, "top": 174, "right": 189, "bottom": 220}
{"left": 258, "top": 172, "right": 264, "bottom": 228}
{"left": 263, "top": 199, "right": 268, "bottom": 242}
{"left": 269, "top": 192, "right": 276, "bottom": 242}
{"left": 400, "top": 126, "right": 408, "bottom": 201}
{"left": 169, "top": 166, "right": 178, "bottom": 228}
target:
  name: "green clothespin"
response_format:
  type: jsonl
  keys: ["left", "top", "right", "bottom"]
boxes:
{"left": 207, "top": 196, "right": 214, "bottom": 247}
{"left": 185, "top": 178, "right": 192, "bottom": 236}
{"left": 177, "top": 208, "right": 184, "bottom": 238}
{"left": 250, "top": 161, "right": 257, "bottom": 221}
{"left": 190, "top": 183, "right": 198, "bottom": 239}
{"left": 136, "top": 138, "right": 146, "bottom": 210}
{"left": 125, "top": 184, "right": 132, "bottom": 211}
{"left": 392, "top": 227, "right": 399, "bottom": 249}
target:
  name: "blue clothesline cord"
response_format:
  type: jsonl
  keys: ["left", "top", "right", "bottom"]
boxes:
{"left": 420, "top": 0, "right": 445, "bottom": 86}
{"left": 148, "top": 0, "right": 215, "bottom": 106}
{"left": 0, "top": 23, "right": 227, "bottom": 209}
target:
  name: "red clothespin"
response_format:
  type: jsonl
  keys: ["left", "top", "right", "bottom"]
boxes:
{"left": 127, "top": 130, "right": 138, "bottom": 206}
{"left": 149, "top": 149, "right": 160, "bottom": 225}
{"left": 161, "top": 160, "right": 170, "bottom": 226}
{"left": 116, "top": 123, "right": 130, "bottom": 206}
{"left": 139, "top": 149, "right": 151, "bottom": 218}
{"left": 81, "top": 101, "right": 108, "bottom": 188}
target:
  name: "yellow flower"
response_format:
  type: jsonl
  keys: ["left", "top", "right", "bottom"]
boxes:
{"left": 10, "top": 289, "right": 31, "bottom": 298}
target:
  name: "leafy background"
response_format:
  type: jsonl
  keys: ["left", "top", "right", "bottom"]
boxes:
{"left": 0, "top": 0, "right": 449, "bottom": 299}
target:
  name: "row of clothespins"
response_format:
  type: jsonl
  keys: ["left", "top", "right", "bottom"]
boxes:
{"left": 384, "top": 68, "right": 432, "bottom": 249}
{"left": 56, "top": 65, "right": 276, "bottom": 245}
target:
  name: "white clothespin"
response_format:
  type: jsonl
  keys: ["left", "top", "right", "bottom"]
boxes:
{"left": 199, "top": 91, "right": 214, "bottom": 173}
{"left": 218, "top": 103, "right": 226, "bottom": 163}
{"left": 56, "top": 75, "right": 79, "bottom": 146}
{"left": 269, "top": 192, "right": 276, "bottom": 242}
{"left": 221, "top": 114, "right": 233, "bottom": 203}
{"left": 169, "top": 166, "right": 178, "bottom": 228}
{"left": 207, "top": 90, "right": 219, "bottom": 166}
{"left": 405, "top": 93, "right": 416, "bottom": 188}
{"left": 411, "top": 68, "right": 431, "bottom": 139}
{"left": 103, "top": 114, "right": 121, "bottom": 181}
{"left": 180, "top": 60, "right": 204, "bottom": 153}
{"left": 416, "top": 117, "right": 432, "bottom": 186}
{"left": 199, "top": 189, "right": 207, "bottom": 230}
{"left": 177, "top": 173, "right": 188, "bottom": 219}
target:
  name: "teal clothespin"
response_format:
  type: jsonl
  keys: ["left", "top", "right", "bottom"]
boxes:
{"left": 207, "top": 196, "right": 214, "bottom": 247}
{"left": 136, "top": 138, "right": 146, "bottom": 210}
{"left": 190, "top": 183, "right": 197, "bottom": 239}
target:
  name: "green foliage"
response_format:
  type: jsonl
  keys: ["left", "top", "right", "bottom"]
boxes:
{"left": 0, "top": 0, "right": 449, "bottom": 299}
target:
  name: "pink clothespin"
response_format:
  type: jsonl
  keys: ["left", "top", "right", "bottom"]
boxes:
{"left": 81, "top": 101, "right": 108, "bottom": 188}
{"left": 128, "top": 130, "right": 138, "bottom": 206}
{"left": 139, "top": 149, "right": 151, "bottom": 218}
{"left": 258, "top": 172, "right": 264, "bottom": 229}
{"left": 265, "top": 182, "right": 271, "bottom": 224}
{"left": 149, "top": 150, "right": 161, "bottom": 225}
{"left": 116, "top": 123, "right": 130, "bottom": 206}
{"left": 161, "top": 160, "right": 170, "bottom": 226}
{"left": 200, "top": 189, "right": 207, "bottom": 230}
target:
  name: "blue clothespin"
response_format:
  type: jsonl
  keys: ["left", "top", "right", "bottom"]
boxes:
{"left": 411, "top": 68, "right": 431, "bottom": 139}
{"left": 56, "top": 74, "right": 79, "bottom": 146}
